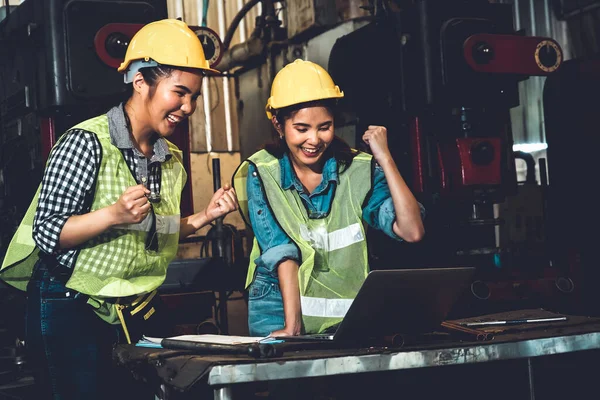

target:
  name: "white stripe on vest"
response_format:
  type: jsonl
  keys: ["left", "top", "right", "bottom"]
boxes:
{"left": 301, "top": 295, "right": 354, "bottom": 318}
{"left": 299, "top": 222, "right": 364, "bottom": 252}
{"left": 113, "top": 214, "right": 180, "bottom": 234}
{"left": 155, "top": 214, "right": 181, "bottom": 234}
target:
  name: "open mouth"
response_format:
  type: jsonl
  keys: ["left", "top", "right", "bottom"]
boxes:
{"left": 301, "top": 146, "right": 321, "bottom": 157}
{"left": 166, "top": 114, "right": 183, "bottom": 127}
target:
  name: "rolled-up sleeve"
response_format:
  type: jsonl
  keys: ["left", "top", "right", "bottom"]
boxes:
{"left": 247, "top": 163, "right": 300, "bottom": 275}
{"left": 33, "top": 130, "right": 99, "bottom": 255}
{"left": 363, "top": 165, "right": 426, "bottom": 241}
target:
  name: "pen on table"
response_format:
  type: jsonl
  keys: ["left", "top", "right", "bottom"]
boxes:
{"left": 460, "top": 317, "right": 567, "bottom": 327}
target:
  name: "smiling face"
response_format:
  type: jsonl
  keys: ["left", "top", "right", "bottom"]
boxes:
{"left": 275, "top": 105, "right": 335, "bottom": 172}
{"left": 142, "top": 68, "right": 203, "bottom": 138}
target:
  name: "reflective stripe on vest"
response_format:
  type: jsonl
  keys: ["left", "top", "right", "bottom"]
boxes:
{"left": 299, "top": 222, "right": 364, "bottom": 252}
{"left": 114, "top": 214, "right": 180, "bottom": 234}
{"left": 300, "top": 295, "right": 353, "bottom": 318}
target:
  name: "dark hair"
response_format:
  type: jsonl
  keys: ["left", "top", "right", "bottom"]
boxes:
{"left": 122, "top": 64, "right": 176, "bottom": 102}
{"left": 263, "top": 99, "right": 358, "bottom": 172}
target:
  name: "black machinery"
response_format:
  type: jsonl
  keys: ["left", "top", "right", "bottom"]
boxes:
{"left": 328, "top": 0, "right": 574, "bottom": 317}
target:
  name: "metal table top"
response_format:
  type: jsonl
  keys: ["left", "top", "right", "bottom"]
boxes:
{"left": 208, "top": 331, "right": 600, "bottom": 385}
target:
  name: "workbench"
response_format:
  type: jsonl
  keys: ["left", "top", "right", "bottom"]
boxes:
{"left": 114, "top": 309, "right": 600, "bottom": 400}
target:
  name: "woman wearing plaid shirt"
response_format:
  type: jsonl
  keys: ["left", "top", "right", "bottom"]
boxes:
{"left": 1, "top": 19, "right": 238, "bottom": 399}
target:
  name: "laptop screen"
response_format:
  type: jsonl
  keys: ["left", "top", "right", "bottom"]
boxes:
{"left": 332, "top": 267, "right": 476, "bottom": 342}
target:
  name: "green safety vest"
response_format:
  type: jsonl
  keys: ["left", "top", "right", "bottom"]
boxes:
{"left": 0, "top": 115, "right": 185, "bottom": 313}
{"left": 233, "top": 150, "right": 373, "bottom": 333}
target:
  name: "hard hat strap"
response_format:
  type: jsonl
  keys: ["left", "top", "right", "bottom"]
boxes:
{"left": 124, "top": 59, "right": 159, "bottom": 83}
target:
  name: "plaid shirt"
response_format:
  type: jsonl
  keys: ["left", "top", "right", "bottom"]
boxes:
{"left": 33, "top": 104, "right": 172, "bottom": 269}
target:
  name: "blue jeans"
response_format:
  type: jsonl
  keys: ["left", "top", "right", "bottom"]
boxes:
{"left": 26, "top": 259, "right": 154, "bottom": 400}
{"left": 247, "top": 274, "right": 285, "bottom": 337}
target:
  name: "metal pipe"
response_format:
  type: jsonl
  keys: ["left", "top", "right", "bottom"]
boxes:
{"left": 223, "top": 81, "right": 233, "bottom": 152}
{"left": 539, "top": 157, "right": 553, "bottom": 268}
{"left": 527, "top": 357, "right": 536, "bottom": 400}
{"left": 212, "top": 158, "right": 224, "bottom": 258}
{"left": 211, "top": 158, "right": 228, "bottom": 334}
{"left": 196, "top": 0, "right": 213, "bottom": 152}
{"left": 417, "top": 0, "right": 434, "bottom": 104}
{"left": 391, "top": 2, "right": 406, "bottom": 112}
{"left": 561, "top": 2, "right": 600, "bottom": 20}
{"left": 202, "top": 77, "right": 213, "bottom": 152}
{"left": 160, "top": 338, "right": 279, "bottom": 358}
{"left": 214, "top": 386, "right": 234, "bottom": 400}
{"left": 47, "top": 0, "right": 66, "bottom": 107}
{"left": 543, "top": 0, "right": 551, "bottom": 37}
{"left": 173, "top": 0, "right": 184, "bottom": 20}
{"left": 222, "top": 0, "right": 261, "bottom": 50}
{"left": 195, "top": 0, "right": 203, "bottom": 29}
{"left": 216, "top": 0, "right": 233, "bottom": 151}
{"left": 215, "top": 36, "right": 264, "bottom": 72}
{"left": 235, "top": 0, "right": 247, "bottom": 42}
{"left": 529, "top": 0, "right": 537, "bottom": 36}
{"left": 441, "top": 321, "right": 493, "bottom": 341}
{"left": 514, "top": 0, "right": 521, "bottom": 31}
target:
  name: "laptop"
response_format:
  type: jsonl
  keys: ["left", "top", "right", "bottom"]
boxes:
{"left": 279, "top": 267, "right": 476, "bottom": 344}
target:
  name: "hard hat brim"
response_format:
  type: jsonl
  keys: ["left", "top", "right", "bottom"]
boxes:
{"left": 118, "top": 61, "right": 222, "bottom": 77}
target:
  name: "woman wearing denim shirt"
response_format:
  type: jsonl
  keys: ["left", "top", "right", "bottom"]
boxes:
{"left": 234, "top": 60, "right": 425, "bottom": 337}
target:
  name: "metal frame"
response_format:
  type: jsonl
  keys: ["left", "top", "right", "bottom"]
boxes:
{"left": 205, "top": 332, "right": 600, "bottom": 400}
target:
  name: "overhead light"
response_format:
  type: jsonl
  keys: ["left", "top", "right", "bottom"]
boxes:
{"left": 513, "top": 143, "right": 548, "bottom": 152}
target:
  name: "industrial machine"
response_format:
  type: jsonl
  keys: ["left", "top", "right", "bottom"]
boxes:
{"left": 227, "top": 0, "right": 576, "bottom": 318}
{"left": 397, "top": 0, "right": 572, "bottom": 316}
{"left": 328, "top": 0, "right": 572, "bottom": 317}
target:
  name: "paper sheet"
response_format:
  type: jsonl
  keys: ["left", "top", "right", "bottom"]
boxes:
{"left": 166, "top": 334, "right": 270, "bottom": 345}
{"left": 136, "top": 334, "right": 279, "bottom": 348}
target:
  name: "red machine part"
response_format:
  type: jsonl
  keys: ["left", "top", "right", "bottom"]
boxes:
{"left": 457, "top": 137, "right": 501, "bottom": 186}
{"left": 437, "top": 137, "right": 502, "bottom": 194}
{"left": 464, "top": 34, "right": 563, "bottom": 75}
{"left": 94, "top": 23, "right": 145, "bottom": 68}
{"left": 409, "top": 117, "right": 425, "bottom": 194}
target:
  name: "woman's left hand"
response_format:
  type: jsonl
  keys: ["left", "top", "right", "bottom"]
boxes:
{"left": 205, "top": 184, "right": 238, "bottom": 222}
{"left": 362, "top": 125, "right": 392, "bottom": 164}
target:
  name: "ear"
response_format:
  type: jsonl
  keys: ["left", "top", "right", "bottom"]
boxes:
{"left": 271, "top": 116, "right": 283, "bottom": 139}
{"left": 131, "top": 71, "right": 146, "bottom": 94}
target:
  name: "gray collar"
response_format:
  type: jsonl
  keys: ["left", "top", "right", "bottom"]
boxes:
{"left": 107, "top": 103, "right": 171, "bottom": 163}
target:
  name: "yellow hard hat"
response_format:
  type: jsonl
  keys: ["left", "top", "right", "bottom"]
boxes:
{"left": 118, "top": 19, "right": 218, "bottom": 75}
{"left": 266, "top": 59, "right": 344, "bottom": 119}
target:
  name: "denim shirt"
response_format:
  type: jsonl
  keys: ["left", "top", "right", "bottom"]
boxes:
{"left": 247, "top": 153, "right": 423, "bottom": 276}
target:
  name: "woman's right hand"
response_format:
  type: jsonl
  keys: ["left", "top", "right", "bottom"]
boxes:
{"left": 271, "top": 259, "right": 303, "bottom": 337}
{"left": 269, "top": 321, "right": 302, "bottom": 337}
{"left": 110, "top": 184, "right": 152, "bottom": 224}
